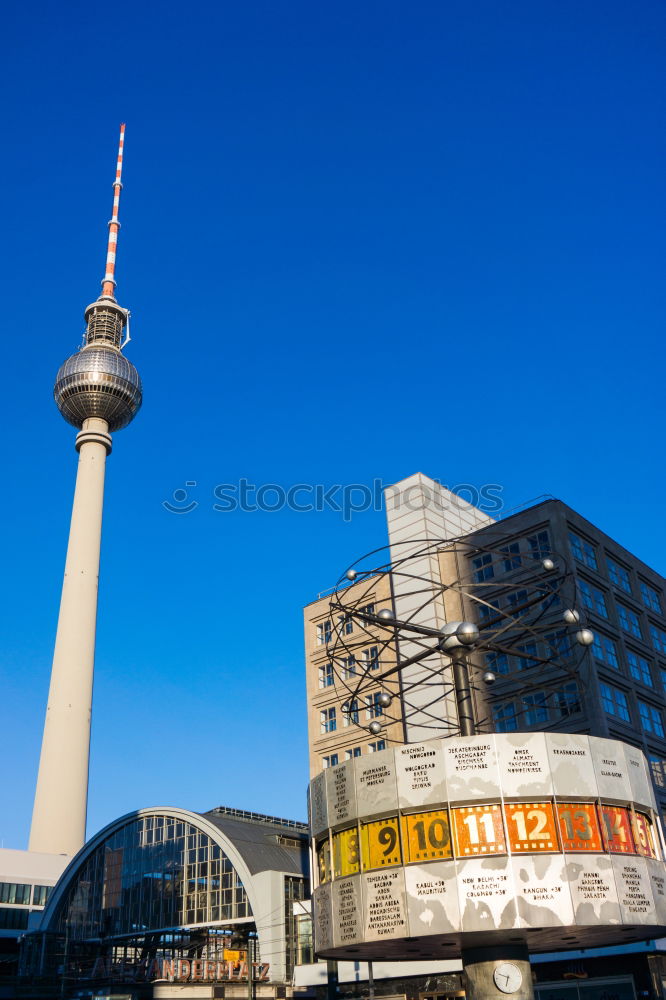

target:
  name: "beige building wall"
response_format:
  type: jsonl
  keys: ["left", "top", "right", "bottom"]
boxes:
{"left": 304, "top": 575, "right": 403, "bottom": 777}
{"left": 384, "top": 473, "right": 495, "bottom": 741}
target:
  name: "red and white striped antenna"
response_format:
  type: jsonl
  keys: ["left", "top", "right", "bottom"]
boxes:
{"left": 101, "top": 124, "right": 126, "bottom": 299}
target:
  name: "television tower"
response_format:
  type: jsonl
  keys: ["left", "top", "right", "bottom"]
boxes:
{"left": 29, "top": 125, "right": 142, "bottom": 856}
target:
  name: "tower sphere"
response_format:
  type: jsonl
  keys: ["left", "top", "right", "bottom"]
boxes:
{"left": 54, "top": 345, "right": 142, "bottom": 432}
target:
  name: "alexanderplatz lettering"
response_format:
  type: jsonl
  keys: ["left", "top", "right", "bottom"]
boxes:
{"left": 89, "top": 957, "right": 271, "bottom": 983}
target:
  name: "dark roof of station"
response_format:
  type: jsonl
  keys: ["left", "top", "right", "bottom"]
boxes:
{"left": 202, "top": 807, "right": 309, "bottom": 878}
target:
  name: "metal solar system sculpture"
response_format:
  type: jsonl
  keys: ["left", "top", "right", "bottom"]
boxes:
{"left": 324, "top": 537, "right": 594, "bottom": 743}
{"left": 310, "top": 539, "right": 666, "bottom": 1000}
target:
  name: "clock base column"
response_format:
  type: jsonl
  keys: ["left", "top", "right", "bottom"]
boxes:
{"left": 462, "top": 944, "right": 533, "bottom": 1000}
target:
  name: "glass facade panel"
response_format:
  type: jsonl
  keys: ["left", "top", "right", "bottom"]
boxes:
{"left": 0, "top": 883, "right": 31, "bottom": 905}
{"left": 618, "top": 604, "right": 642, "bottom": 638}
{"left": 579, "top": 579, "right": 608, "bottom": 618}
{"left": 493, "top": 701, "right": 518, "bottom": 732}
{"left": 486, "top": 650, "right": 509, "bottom": 675}
{"left": 650, "top": 624, "right": 666, "bottom": 654}
{"left": 0, "top": 907, "right": 29, "bottom": 929}
{"left": 363, "top": 646, "right": 380, "bottom": 670}
{"left": 639, "top": 701, "right": 665, "bottom": 738}
{"left": 552, "top": 682, "right": 581, "bottom": 718}
{"left": 641, "top": 582, "right": 662, "bottom": 614}
{"left": 522, "top": 691, "right": 549, "bottom": 726}
{"left": 32, "top": 884, "right": 52, "bottom": 907}
{"left": 591, "top": 633, "right": 619, "bottom": 669}
{"left": 628, "top": 651, "right": 653, "bottom": 687}
{"left": 569, "top": 531, "right": 597, "bottom": 569}
{"left": 502, "top": 542, "right": 522, "bottom": 571}
{"left": 51, "top": 816, "right": 251, "bottom": 940}
{"left": 607, "top": 558, "right": 632, "bottom": 594}
{"left": 600, "top": 682, "right": 631, "bottom": 723}
{"left": 319, "top": 661, "right": 334, "bottom": 688}
{"left": 528, "top": 530, "right": 551, "bottom": 560}
{"left": 472, "top": 552, "right": 494, "bottom": 582}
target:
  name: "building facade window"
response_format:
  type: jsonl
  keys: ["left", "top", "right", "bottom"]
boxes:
{"left": 539, "top": 583, "right": 561, "bottom": 611}
{"left": 600, "top": 682, "right": 631, "bottom": 723}
{"left": 552, "top": 682, "right": 581, "bottom": 718}
{"left": 479, "top": 598, "right": 500, "bottom": 623}
{"left": 320, "top": 707, "right": 336, "bottom": 734}
{"left": 618, "top": 604, "right": 642, "bottom": 638}
{"left": 285, "top": 876, "right": 310, "bottom": 979}
{"left": 502, "top": 542, "right": 522, "bottom": 571}
{"left": 628, "top": 651, "right": 653, "bottom": 687}
{"left": 366, "top": 692, "right": 384, "bottom": 719}
{"left": 579, "top": 579, "right": 608, "bottom": 618}
{"left": 368, "top": 740, "right": 386, "bottom": 753}
{"left": 516, "top": 641, "right": 538, "bottom": 670}
{"left": 528, "top": 530, "right": 551, "bottom": 560}
{"left": 648, "top": 754, "right": 666, "bottom": 789}
{"left": 607, "top": 558, "right": 632, "bottom": 594}
{"left": 0, "top": 908, "right": 29, "bottom": 930}
{"left": 318, "top": 662, "right": 334, "bottom": 688}
{"left": 32, "top": 885, "right": 52, "bottom": 907}
{"left": 493, "top": 701, "right": 518, "bottom": 732}
{"left": 359, "top": 603, "right": 375, "bottom": 620}
{"left": 485, "top": 650, "right": 509, "bottom": 675}
{"left": 640, "top": 582, "right": 662, "bottom": 614}
{"left": 363, "top": 646, "right": 380, "bottom": 670}
{"left": 472, "top": 553, "right": 494, "bottom": 582}
{"left": 337, "top": 614, "right": 353, "bottom": 636}
{"left": 639, "top": 701, "right": 665, "bottom": 739}
{"left": 506, "top": 589, "right": 529, "bottom": 613}
{"left": 340, "top": 655, "right": 356, "bottom": 679}
{"left": 342, "top": 699, "right": 359, "bottom": 726}
{"left": 650, "top": 624, "right": 666, "bottom": 655}
{"left": 0, "top": 883, "right": 31, "bottom": 905}
{"left": 522, "top": 692, "right": 549, "bottom": 727}
{"left": 591, "top": 633, "right": 619, "bottom": 669}
{"left": 545, "top": 630, "right": 571, "bottom": 659}
{"left": 316, "top": 621, "right": 332, "bottom": 645}
{"left": 322, "top": 754, "right": 339, "bottom": 769}
{"left": 569, "top": 531, "right": 597, "bottom": 569}
{"left": 345, "top": 747, "right": 361, "bottom": 760}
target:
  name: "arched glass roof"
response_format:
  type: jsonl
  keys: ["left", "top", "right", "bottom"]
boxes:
{"left": 49, "top": 813, "right": 251, "bottom": 940}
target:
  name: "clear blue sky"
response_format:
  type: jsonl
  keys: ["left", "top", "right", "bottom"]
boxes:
{"left": 1, "top": 0, "right": 664, "bottom": 848}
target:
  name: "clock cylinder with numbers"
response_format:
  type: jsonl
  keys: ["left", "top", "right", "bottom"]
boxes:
{"left": 309, "top": 732, "right": 666, "bottom": 959}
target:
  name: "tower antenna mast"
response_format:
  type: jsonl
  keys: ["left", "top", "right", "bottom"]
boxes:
{"left": 102, "top": 123, "right": 125, "bottom": 300}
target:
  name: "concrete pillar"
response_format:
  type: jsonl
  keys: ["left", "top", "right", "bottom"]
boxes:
{"left": 462, "top": 944, "right": 534, "bottom": 1000}
{"left": 29, "top": 417, "right": 112, "bottom": 856}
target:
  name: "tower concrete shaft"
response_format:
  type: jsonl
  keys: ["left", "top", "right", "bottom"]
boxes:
{"left": 29, "top": 419, "right": 112, "bottom": 855}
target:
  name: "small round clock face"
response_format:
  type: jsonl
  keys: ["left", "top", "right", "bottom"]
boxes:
{"left": 493, "top": 963, "right": 523, "bottom": 994}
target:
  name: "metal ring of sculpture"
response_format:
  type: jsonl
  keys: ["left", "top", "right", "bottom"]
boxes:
{"left": 325, "top": 537, "right": 593, "bottom": 740}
